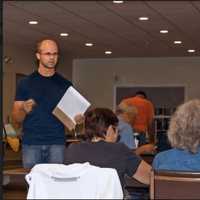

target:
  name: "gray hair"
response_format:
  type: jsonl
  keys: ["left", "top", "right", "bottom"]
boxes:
{"left": 168, "top": 99, "right": 200, "bottom": 153}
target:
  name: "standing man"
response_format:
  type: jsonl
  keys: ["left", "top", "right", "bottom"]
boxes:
{"left": 12, "top": 39, "right": 82, "bottom": 169}
{"left": 121, "top": 91, "right": 155, "bottom": 146}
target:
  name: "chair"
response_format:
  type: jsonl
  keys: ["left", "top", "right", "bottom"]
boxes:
{"left": 124, "top": 175, "right": 149, "bottom": 199}
{"left": 26, "top": 163, "right": 123, "bottom": 199}
{"left": 3, "top": 168, "right": 30, "bottom": 200}
{"left": 150, "top": 170, "right": 200, "bottom": 199}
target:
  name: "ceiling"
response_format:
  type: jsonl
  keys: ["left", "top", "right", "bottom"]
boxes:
{"left": 3, "top": 1, "right": 200, "bottom": 58}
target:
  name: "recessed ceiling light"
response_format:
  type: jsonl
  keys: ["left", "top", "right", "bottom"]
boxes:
{"left": 160, "top": 30, "right": 168, "bottom": 34}
{"left": 113, "top": 0, "right": 124, "bottom": 3}
{"left": 174, "top": 41, "right": 182, "bottom": 44}
{"left": 28, "top": 21, "right": 38, "bottom": 25}
{"left": 60, "top": 33, "right": 69, "bottom": 37}
{"left": 85, "top": 43, "right": 93, "bottom": 47}
{"left": 105, "top": 51, "right": 112, "bottom": 55}
{"left": 187, "top": 49, "right": 195, "bottom": 53}
{"left": 139, "top": 17, "right": 149, "bottom": 21}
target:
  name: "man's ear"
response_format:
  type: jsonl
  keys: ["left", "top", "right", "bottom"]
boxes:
{"left": 36, "top": 52, "right": 40, "bottom": 60}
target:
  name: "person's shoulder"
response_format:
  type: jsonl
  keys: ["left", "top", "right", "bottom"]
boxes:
{"left": 28, "top": 71, "right": 39, "bottom": 78}
{"left": 114, "top": 141, "right": 132, "bottom": 152}
{"left": 139, "top": 98, "right": 154, "bottom": 109}
{"left": 55, "top": 73, "right": 73, "bottom": 85}
{"left": 154, "top": 148, "right": 176, "bottom": 161}
{"left": 101, "top": 140, "right": 125, "bottom": 149}
{"left": 67, "top": 142, "right": 83, "bottom": 152}
{"left": 118, "top": 119, "right": 129, "bottom": 128}
{"left": 121, "top": 97, "right": 133, "bottom": 104}
{"left": 55, "top": 72, "right": 71, "bottom": 82}
{"left": 69, "top": 141, "right": 89, "bottom": 148}
{"left": 146, "top": 99, "right": 154, "bottom": 107}
{"left": 118, "top": 121, "right": 132, "bottom": 133}
{"left": 18, "top": 72, "right": 35, "bottom": 85}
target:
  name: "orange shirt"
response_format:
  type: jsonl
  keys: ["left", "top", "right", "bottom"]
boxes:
{"left": 122, "top": 96, "right": 154, "bottom": 133}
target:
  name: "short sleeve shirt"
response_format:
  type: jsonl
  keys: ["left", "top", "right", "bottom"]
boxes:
{"left": 15, "top": 71, "right": 72, "bottom": 145}
{"left": 153, "top": 148, "right": 200, "bottom": 171}
{"left": 65, "top": 141, "right": 142, "bottom": 186}
{"left": 118, "top": 118, "right": 136, "bottom": 149}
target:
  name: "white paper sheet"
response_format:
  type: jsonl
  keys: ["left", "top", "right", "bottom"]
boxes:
{"left": 56, "top": 86, "right": 91, "bottom": 124}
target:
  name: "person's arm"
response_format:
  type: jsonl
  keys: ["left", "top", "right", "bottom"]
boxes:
{"left": 135, "top": 143, "right": 156, "bottom": 155}
{"left": 132, "top": 160, "right": 152, "bottom": 185}
{"left": 119, "top": 125, "right": 136, "bottom": 149}
{"left": 12, "top": 99, "right": 36, "bottom": 129}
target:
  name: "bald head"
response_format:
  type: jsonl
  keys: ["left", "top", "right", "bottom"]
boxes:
{"left": 36, "top": 39, "right": 59, "bottom": 71}
{"left": 36, "top": 39, "right": 58, "bottom": 53}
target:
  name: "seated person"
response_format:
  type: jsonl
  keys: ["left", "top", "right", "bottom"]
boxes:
{"left": 116, "top": 102, "right": 156, "bottom": 155}
{"left": 116, "top": 102, "right": 137, "bottom": 149}
{"left": 153, "top": 99, "right": 200, "bottom": 171}
{"left": 65, "top": 108, "right": 151, "bottom": 195}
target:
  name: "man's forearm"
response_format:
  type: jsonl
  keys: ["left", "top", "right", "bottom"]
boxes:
{"left": 12, "top": 106, "right": 26, "bottom": 129}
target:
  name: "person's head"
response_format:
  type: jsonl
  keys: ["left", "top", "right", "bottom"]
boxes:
{"left": 168, "top": 99, "right": 200, "bottom": 153}
{"left": 36, "top": 39, "right": 59, "bottom": 69}
{"left": 135, "top": 91, "right": 147, "bottom": 99}
{"left": 116, "top": 101, "right": 138, "bottom": 124}
{"left": 84, "top": 108, "right": 118, "bottom": 140}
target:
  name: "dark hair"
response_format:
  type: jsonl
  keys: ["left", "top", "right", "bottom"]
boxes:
{"left": 84, "top": 108, "right": 118, "bottom": 140}
{"left": 135, "top": 90, "right": 147, "bottom": 98}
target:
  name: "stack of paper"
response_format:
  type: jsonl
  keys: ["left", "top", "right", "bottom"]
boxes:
{"left": 53, "top": 86, "right": 91, "bottom": 130}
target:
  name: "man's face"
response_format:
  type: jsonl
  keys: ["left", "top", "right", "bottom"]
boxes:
{"left": 36, "top": 40, "right": 59, "bottom": 69}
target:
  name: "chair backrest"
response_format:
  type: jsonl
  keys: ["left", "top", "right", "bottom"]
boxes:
{"left": 26, "top": 163, "right": 123, "bottom": 199}
{"left": 150, "top": 170, "right": 200, "bottom": 199}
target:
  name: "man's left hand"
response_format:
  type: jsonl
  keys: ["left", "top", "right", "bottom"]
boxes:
{"left": 74, "top": 114, "right": 85, "bottom": 125}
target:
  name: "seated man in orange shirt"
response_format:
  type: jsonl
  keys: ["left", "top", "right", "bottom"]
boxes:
{"left": 121, "top": 91, "right": 155, "bottom": 146}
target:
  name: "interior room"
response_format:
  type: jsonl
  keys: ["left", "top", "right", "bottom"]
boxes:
{"left": 3, "top": 1, "right": 200, "bottom": 199}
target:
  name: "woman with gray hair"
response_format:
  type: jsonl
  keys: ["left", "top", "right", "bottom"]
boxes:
{"left": 153, "top": 99, "right": 200, "bottom": 170}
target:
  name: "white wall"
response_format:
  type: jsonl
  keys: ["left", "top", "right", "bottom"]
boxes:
{"left": 73, "top": 57, "right": 200, "bottom": 109}
{"left": 3, "top": 43, "right": 73, "bottom": 121}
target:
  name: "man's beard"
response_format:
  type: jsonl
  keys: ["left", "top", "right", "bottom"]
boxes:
{"left": 41, "top": 61, "right": 57, "bottom": 69}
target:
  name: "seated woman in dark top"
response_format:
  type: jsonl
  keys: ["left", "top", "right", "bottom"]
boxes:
{"left": 153, "top": 99, "right": 200, "bottom": 171}
{"left": 65, "top": 108, "right": 151, "bottom": 193}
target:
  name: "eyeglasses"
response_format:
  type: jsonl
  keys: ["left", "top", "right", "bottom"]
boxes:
{"left": 39, "top": 52, "right": 59, "bottom": 57}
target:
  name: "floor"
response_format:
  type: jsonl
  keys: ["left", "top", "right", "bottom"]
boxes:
{"left": 3, "top": 146, "right": 27, "bottom": 200}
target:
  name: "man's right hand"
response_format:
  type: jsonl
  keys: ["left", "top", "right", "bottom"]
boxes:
{"left": 23, "top": 99, "right": 36, "bottom": 114}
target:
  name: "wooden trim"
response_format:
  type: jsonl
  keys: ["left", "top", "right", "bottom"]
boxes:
{"left": 155, "top": 175, "right": 200, "bottom": 182}
{"left": 3, "top": 168, "right": 29, "bottom": 175}
{"left": 150, "top": 170, "right": 154, "bottom": 200}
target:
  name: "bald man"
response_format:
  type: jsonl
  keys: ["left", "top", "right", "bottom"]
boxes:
{"left": 12, "top": 39, "right": 81, "bottom": 168}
